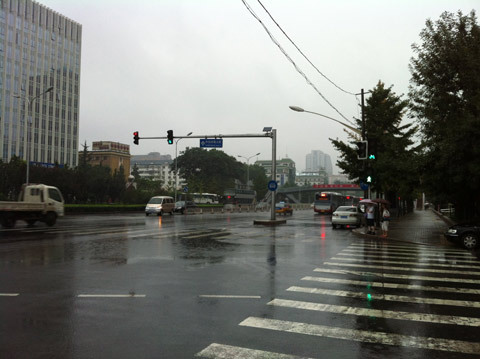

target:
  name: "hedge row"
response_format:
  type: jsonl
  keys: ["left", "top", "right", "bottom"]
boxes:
{"left": 65, "top": 204, "right": 145, "bottom": 213}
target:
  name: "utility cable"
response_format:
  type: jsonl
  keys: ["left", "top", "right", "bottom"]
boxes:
{"left": 256, "top": 0, "right": 356, "bottom": 96}
{"left": 241, "top": 0, "right": 354, "bottom": 125}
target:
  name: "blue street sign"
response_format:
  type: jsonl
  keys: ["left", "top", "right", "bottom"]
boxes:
{"left": 267, "top": 180, "right": 278, "bottom": 191}
{"left": 200, "top": 139, "right": 223, "bottom": 148}
{"left": 183, "top": 186, "right": 189, "bottom": 193}
{"left": 360, "top": 182, "right": 369, "bottom": 191}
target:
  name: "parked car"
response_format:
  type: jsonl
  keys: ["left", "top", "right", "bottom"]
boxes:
{"left": 444, "top": 223, "right": 480, "bottom": 249}
{"left": 145, "top": 196, "right": 175, "bottom": 216}
{"left": 332, "top": 206, "right": 361, "bottom": 229}
{"left": 174, "top": 201, "right": 197, "bottom": 214}
{"left": 275, "top": 202, "right": 293, "bottom": 216}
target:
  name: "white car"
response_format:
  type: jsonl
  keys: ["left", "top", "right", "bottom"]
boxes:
{"left": 331, "top": 206, "right": 361, "bottom": 229}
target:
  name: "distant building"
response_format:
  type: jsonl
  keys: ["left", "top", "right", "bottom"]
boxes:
{"left": 79, "top": 141, "right": 131, "bottom": 179}
{"left": 329, "top": 173, "right": 352, "bottom": 184}
{"left": 305, "top": 150, "right": 333, "bottom": 175}
{"left": 255, "top": 158, "right": 296, "bottom": 186}
{"left": 130, "top": 152, "right": 182, "bottom": 189}
{"left": 295, "top": 170, "right": 328, "bottom": 187}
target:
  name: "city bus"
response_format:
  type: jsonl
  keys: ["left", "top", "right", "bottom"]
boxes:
{"left": 344, "top": 195, "right": 361, "bottom": 206}
{"left": 313, "top": 192, "right": 345, "bottom": 214}
{"left": 191, "top": 193, "right": 219, "bottom": 204}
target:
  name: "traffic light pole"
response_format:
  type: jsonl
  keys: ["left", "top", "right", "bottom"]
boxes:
{"left": 134, "top": 130, "right": 278, "bottom": 222}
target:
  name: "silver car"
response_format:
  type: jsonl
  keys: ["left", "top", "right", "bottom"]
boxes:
{"left": 331, "top": 206, "right": 361, "bottom": 229}
{"left": 145, "top": 196, "right": 175, "bottom": 216}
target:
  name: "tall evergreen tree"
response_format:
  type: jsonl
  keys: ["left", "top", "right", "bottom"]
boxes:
{"left": 331, "top": 81, "right": 418, "bottom": 205}
{"left": 409, "top": 10, "right": 480, "bottom": 219}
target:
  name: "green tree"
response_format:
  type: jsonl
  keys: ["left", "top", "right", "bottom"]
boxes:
{"left": 409, "top": 10, "right": 480, "bottom": 219}
{"left": 175, "top": 148, "right": 243, "bottom": 194}
{"left": 331, "top": 81, "right": 418, "bottom": 205}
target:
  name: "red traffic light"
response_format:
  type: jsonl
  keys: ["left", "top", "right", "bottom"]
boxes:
{"left": 133, "top": 131, "right": 139, "bottom": 145}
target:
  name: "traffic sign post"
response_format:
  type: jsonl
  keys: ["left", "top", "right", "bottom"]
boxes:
{"left": 268, "top": 180, "right": 278, "bottom": 191}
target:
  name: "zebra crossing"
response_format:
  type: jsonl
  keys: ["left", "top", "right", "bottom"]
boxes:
{"left": 196, "top": 241, "right": 480, "bottom": 358}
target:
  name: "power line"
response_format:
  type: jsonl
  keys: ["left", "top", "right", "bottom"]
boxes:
{"left": 241, "top": 0, "right": 354, "bottom": 125}
{"left": 256, "top": 0, "right": 355, "bottom": 96}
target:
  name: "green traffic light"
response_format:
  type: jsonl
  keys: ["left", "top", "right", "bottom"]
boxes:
{"left": 369, "top": 154, "right": 375, "bottom": 160}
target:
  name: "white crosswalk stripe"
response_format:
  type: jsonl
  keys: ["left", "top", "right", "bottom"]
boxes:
{"left": 323, "top": 261, "right": 480, "bottom": 275}
{"left": 239, "top": 317, "right": 480, "bottom": 355}
{"left": 287, "top": 285, "right": 480, "bottom": 308}
{"left": 197, "top": 241, "right": 480, "bottom": 357}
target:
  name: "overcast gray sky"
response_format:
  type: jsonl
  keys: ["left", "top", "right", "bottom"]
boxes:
{"left": 41, "top": 0, "right": 477, "bottom": 173}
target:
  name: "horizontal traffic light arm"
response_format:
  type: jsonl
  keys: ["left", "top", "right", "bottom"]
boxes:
{"left": 135, "top": 133, "right": 274, "bottom": 140}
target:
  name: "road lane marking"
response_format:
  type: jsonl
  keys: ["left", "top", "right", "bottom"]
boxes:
{"left": 199, "top": 295, "right": 261, "bottom": 299}
{"left": 195, "top": 343, "right": 315, "bottom": 358}
{"left": 349, "top": 243, "right": 472, "bottom": 254}
{"left": 268, "top": 298, "right": 480, "bottom": 326}
{"left": 324, "top": 261, "right": 480, "bottom": 276}
{"left": 0, "top": 293, "right": 19, "bottom": 296}
{"left": 313, "top": 267, "right": 480, "bottom": 284}
{"left": 239, "top": 317, "right": 480, "bottom": 355}
{"left": 77, "top": 294, "right": 146, "bottom": 298}
{"left": 341, "top": 247, "right": 475, "bottom": 258}
{"left": 331, "top": 256, "right": 480, "bottom": 269}
{"left": 287, "top": 286, "right": 480, "bottom": 308}
{"left": 349, "top": 243, "right": 475, "bottom": 255}
{"left": 301, "top": 276, "right": 480, "bottom": 295}
{"left": 335, "top": 251, "right": 480, "bottom": 264}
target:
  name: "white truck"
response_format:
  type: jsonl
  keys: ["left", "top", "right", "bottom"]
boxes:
{"left": 0, "top": 184, "right": 65, "bottom": 228}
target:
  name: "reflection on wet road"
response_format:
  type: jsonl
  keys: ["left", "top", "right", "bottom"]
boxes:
{"left": 1, "top": 211, "right": 479, "bottom": 358}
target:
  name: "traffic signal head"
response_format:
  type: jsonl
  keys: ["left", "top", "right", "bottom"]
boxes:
{"left": 355, "top": 141, "right": 368, "bottom": 160}
{"left": 167, "top": 130, "right": 173, "bottom": 145}
{"left": 133, "top": 131, "right": 139, "bottom": 145}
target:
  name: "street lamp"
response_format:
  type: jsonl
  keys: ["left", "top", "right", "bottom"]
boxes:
{"left": 289, "top": 105, "right": 361, "bottom": 136}
{"left": 237, "top": 152, "right": 260, "bottom": 189}
{"left": 174, "top": 132, "right": 192, "bottom": 202}
{"left": 14, "top": 86, "right": 54, "bottom": 185}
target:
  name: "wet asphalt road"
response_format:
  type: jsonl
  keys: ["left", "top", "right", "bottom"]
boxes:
{"left": 1, "top": 210, "right": 480, "bottom": 359}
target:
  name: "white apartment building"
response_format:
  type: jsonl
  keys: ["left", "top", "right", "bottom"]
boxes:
{"left": 0, "top": 0, "right": 82, "bottom": 166}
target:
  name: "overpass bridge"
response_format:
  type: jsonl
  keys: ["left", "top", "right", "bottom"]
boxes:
{"left": 268, "top": 184, "right": 364, "bottom": 204}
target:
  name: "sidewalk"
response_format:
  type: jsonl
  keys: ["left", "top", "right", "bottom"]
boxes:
{"left": 353, "top": 208, "right": 454, "bottom": 246}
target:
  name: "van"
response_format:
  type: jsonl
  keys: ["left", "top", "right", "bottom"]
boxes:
{"left": 145, "top": 196, "right": 175, "bottom": 216}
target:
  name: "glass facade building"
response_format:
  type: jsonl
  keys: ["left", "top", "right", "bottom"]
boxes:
{"left": 0, "top": 0, "right": 81, "bottom": 166}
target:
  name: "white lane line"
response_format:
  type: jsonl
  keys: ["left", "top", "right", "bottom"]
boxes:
{"left": 239, "top": 317, "right": 480, "bottom": 355}
{"left": 0, "top": 293, "right": 19, "bottom": 296}
{"left": 199, "top": 295, "right": 261, "bottom": 299}
{"left": 349, "top": 243, "right": 471, "bottom": 254}
{"left": 348, "top": 243, "right": 471, "bottom": 255}
{"left": 302, "top": 276, "right": 480, "bottom": 295}
{"left": 268, "top": 298, "right": 480, "bottom": 327}
{"left": 331, "top": 256, "right": 480, "bottom": 269}
{"left": 287, "top": 286, "right": 480, "bottom": 308}
{"left": 341, "top": 247, "right": 475, "bottom": 258}
{"left": 77, "top": 294, "right": 146, "bottom": 298}
{"left": 182, "top": 233, "right": 227, "bottom": 239}
{"left": 195, "top": 343, "right": 315, "bottom": 358}
{"left": 313, "top": 267, "right": 480, "bottom": 284}
{"left": 335, "top": 251, "right": 480, "bottom": 264}
{"left": 324, "top": 261, "right": 480, "bottom": 276}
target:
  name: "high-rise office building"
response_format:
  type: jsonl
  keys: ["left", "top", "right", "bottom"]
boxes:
{"left": 305, "top": 150, "right": 333, "bottom": 175}
{"left": 0, "top": 0, "right": 81, "bottom": 167}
